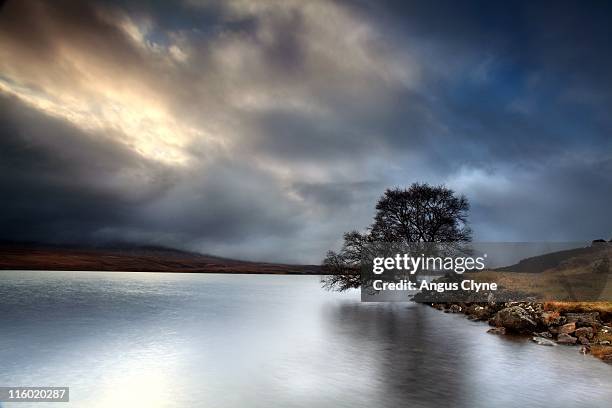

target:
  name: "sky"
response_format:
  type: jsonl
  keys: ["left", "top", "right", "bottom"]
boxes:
{"left": 0, "top": 0, "right": 611, "bottom": 263}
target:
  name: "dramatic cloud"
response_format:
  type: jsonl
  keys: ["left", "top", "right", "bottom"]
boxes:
{"left": 1, "top": 0, "right": 611, "bottom": 262}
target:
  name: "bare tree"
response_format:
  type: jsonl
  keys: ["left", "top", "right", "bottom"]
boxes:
{"left": 321, "top": 183, "right": 471, "bottom": 291}
{"left": 320, "top": 231, "right": 366, "bottom": 291}
{"left": 370, "top": 184, "right": 471, "bottom": 242}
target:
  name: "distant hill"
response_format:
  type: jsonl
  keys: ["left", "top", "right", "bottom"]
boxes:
{"left": 0, "top": 242, "right": 321, "bottom": 274}
{"left": 497, "top": 243, "right": 610, "bottom": 273}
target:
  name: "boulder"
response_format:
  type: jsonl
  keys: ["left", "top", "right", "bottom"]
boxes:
{"left": 579, "top": 336, "right": 590, "bottom": 345}
{"left": 536, "top": 331, "right": 553, "bottom": 339}
{"left": 531, "top": 336, "right": 556, "bottom": 346}
{"left": 564, "top": 312, "right": 601, "bottom": 327}
{"left": 486, "top": 301, "right": 505, "bottom": 313}
{"left": 487, "top": 327, "right": 506, "bottom": 335}
{"left": 466, "top": 305, "right": 491, "bottom": 321}
{"left": 449, "top": 304, "right": 462, "bottom": 313}
{"left": 540, "top": 311, "right": 565, "bottom": 327}
{"left": 557, "top": 322, "right": 576, "bottom": 335}
{"left": 492, "top": 306, "right": 537, "bottom": 333}
{"left": 557, "top": 333, "right": 578, "bottom": 345}
{"left": 574, "top": 327, "right": 594, "bottom": 339}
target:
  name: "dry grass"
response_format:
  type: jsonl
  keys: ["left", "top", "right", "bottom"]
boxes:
{"left": 0, "top": 245, "right": 321, "bottom": 274}
{"left": 465, "top": 269, "right": 612, "bottom": 302}
{"left": 596, "top": 331, "right": 612, "bottom": 343}
{"left": 590, "top": 345, "right": 612, "bottom": 361}
{"left": 464, "top": 267, "right": 612, "bottom": 322}
{"left": 542, "top": 301, "right": 612, "bottom": 323}
{"left": 542, "top": 301, "right": 612, "bottom": 314}
{"left": 465, "top": 246, "right": 612, "bottom": 303}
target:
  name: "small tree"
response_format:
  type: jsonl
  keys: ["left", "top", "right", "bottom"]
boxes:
{"left": 320, "top": 231, "right": 367, "bottom": 291}
{"left": 322, "top": 183, "right": 471, "bottom": 291}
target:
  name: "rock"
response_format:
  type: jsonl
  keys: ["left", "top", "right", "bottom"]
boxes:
{"left": 564, "top": 312, "right": 601, "bottom": 327}
{"left": 574, "top": 327, "right": 594, "bottom": 339}
{"left": 536, "top": 331, "right": 553, "bottom": 338}
{"left": 579, "top": 345, "right": 590, "bottom": 354}
{"left": 557, "top": 333, "right": 578, "bottom": 345}
{"left": 578, "top": 336, "right": 590, "bottom": 345}
{"left": 599, "top": 340, "right": 611, "bottom": 346}
{"left": 449, "top": 304, "right": 462, "bottom": 313}
{"left": 531, "top": 336, "right": 556, "bottom": 346}
{"left": 466, "top": 305, "right": 491, "bottom": 321}
{"left": 486, "top": 301, "right": 505, "bottom": 313}
{"left": 487, "top": 327, "right": 506, "bottom": 335}
{"left": 476, "top": 307, "right": 493, "bottom": 320}
{"left": 540, "top": 311, "right": 565, "bottom": 327}
{"left": 557, "top": 322, "right": 576, "bottom": 335}
{"left": 492, "top": 306, "right": 538, "bottom": 333}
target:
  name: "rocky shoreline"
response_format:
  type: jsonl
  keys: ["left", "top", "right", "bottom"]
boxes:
{"left": 426, "top": 301, "right": 612, "bottom": 363}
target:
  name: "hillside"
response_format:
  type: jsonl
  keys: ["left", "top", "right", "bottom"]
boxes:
{"left": 471, "top": 243, "right": 612, "bottom": 301}
{"left": 0, "top": 242, "right": 321, "bottom": 274}
{"left": 497, "top": 243, "right": 610, "bottom": 273}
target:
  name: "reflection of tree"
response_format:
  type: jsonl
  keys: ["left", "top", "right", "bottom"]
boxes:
{"left": 322, "top": 303, "right": 470, "bottom": 407}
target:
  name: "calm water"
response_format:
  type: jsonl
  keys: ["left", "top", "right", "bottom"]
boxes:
{"left": 0, "top": 271, "right": 611, "bottom": 408}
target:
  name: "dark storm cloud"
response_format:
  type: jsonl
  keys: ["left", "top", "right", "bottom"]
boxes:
{"left": 0, "top": 94, "right": 304, "bottom": 255}
{"left": 0, "top": 0, "right": 150, "bottom": 83}
{"left": 291, "top": 181, "right": 382, "bottom": 210}
{"left": 0, "top": 93, "right": 166, "bottom": 243}
{"left": 0, "top": 0, "right": 611, "bottom": 262}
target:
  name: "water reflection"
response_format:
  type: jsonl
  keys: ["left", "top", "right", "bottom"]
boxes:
{"left": 323, "top": 303, "right": 471, "bottom": 406}
{"left": 0, "top": 271, "right": 611, "bottom": 407}
{"left": 322, "top": 302, "right": 612, "bottom": 408}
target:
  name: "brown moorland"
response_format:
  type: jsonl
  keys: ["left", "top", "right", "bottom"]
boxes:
{"left": 0, "top": 242, "right": 321, "bottom": 274}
